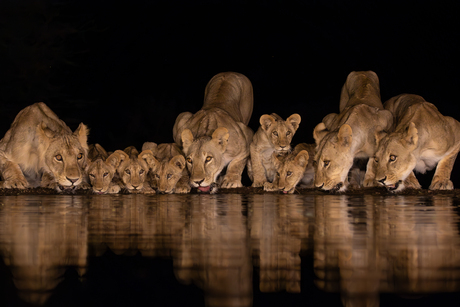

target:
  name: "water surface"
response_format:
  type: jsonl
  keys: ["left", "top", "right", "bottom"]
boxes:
{"left": 0, "top": 193, "right": 459, "bottom": 306}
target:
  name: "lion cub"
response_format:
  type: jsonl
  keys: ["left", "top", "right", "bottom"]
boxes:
{"left": 86, "top": 144, "right": 122, "bottom": 194}
{"left": 113, "top": 146, "right": 156, "bottom": 194}
{"left": 374, "top": 94, "right": 460, "bottom": 191}
{"left": 142, "top": 142, "right": 190, "bottom": 194}
{"left": 248, "top": 113, "right": 301, "bottom": 187}
{"left": 264, "top": 143, "right": 315, "bottom": 194}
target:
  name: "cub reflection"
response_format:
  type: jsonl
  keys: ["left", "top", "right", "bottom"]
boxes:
{"left": 0, "top": 196, "right": 88, "bottom": 305}
{"left": 249, "top": 194, "right": 314, "bottom": 293}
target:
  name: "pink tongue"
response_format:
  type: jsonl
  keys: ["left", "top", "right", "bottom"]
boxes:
{"left": 198, "top": 186, "right": 211, "bottom": 192}
{"left": 283, "top": 191, "right": 288, "bottom": 194}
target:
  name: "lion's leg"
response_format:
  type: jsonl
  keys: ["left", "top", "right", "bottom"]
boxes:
{"left": 429, "top": 149, "right": 459, "bottom": 190}
{"left": 0, "top": 159, "right": 29, "bottom": 189}
{"left": 40, "top": 172, "right": 59, "bottom": 190}
{"left": 263, "top": 175, "right": 279, "bottom": 192}
{"left": 249, "top": 144, "right": 268, "bottom": 188}
{"left": 221, "top": 154, "right": 248, "bottom": 189}
{"left": 175, "top": 174, "right": 191, "bottom": 194}
{"left": 362, "top": 158, "right": 376, "bottom": 187}
{"left": 107, "top": 182, "right": 121, "bottom": 194}
{"left": 404, "top": 171, "right": 421, "bottom": 189}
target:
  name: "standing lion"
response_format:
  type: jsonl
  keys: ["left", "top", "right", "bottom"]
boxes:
{"left": 0, "top": 102, "right": 89, "bottom": 191}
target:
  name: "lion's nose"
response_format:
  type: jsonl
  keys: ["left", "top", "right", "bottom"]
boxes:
{"left": 194, "top": 179, "right": 204, "bottom": 185}
{"left": 132, "top": 184, "right": 139, "bottom": 190}
{"left": 378, "top": 176, "right": 387, "bottom": 185}
{"left": 66, "top": 177, "right": 78, "bottom": 184}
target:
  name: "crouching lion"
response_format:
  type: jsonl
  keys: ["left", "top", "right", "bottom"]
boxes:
{"left": 0, "top": 102, "right": 89, "bottom": 191}
{"left": 173, "top": 72, "right": 254, "bottom": 193}
{"left": 313, "top": 71, "right": 393, "bottom": 192}
{"left": 374, "top": 93, "right": 460, "bottom": 191}
{"left": 86, "top": 144, "right": 123, "bottom": 194}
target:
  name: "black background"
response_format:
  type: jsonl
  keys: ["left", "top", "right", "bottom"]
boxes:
{"left": 1, "top": 0, "right": 459, "bottom": 187}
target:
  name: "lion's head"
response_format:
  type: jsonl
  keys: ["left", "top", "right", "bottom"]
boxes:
{"left": 313, "top": 123, "right": 354, "bottom": 192}
{"left": 149, "top": 155, "right": 187, "bottom": 194}
{"left": 259, "top": 113, "right": 301, "bottom": 153}
{"left": 181, "top": 127, "right": 229, "bottom": 193}
{"left": 86, "top": 145, "right": 125, "bottom": 194}
{"left": 39, "top": 122, "right": 89, "bottom": 190}
{"left": 116, "top": 147, "right": 155, "bottom": 193}
{"left": 374, "top": 122, "right": 418, "bottom": 191}
{"left": 272, "top": 149, "right": 310, "bottom": 194}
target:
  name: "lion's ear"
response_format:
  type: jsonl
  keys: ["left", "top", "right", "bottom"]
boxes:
{"left": 212, "top": 127, "right": 229, "bottom": 152}
{"left": 374, "top": 127, "right": 388, "bottom": 147}
{"left": 286, "top": 114, "right": 301, "bottom": 131}
{"left": 74, "top": 123, "right": 89, "bottom": 150}
{"left": 337, "top": 124, "right": 353, "bottom": 149}
{"left": 403, "top": 122, "right": 418, "bottom": 149}
{"left": 260, "top": 114, "right": 276, "bottom": 131}
{"left": 36, "top": 122, "right": 56, "bottom": 141}
{"left": 142, "top": 142, "right": 158, "bottom": 154}
{"left": 139, "top": 149, "right": 158, "bottom": 170}
{"left": 313, "top": 122, "right": 328, "bottom": 145}
{"left": 294, "top": 150, "right": 309, "bottom": 168}
{"left": 107, "top": 150, "right": 129, "bottom": 169}
{"left": 170, "top": 155, "right": 186, "bottom": 171}
{"left": 181, "top": 129, "right": 194, "bottom": 154}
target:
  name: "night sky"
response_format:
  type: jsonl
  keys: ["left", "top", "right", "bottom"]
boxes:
{"left": 1, "top": 0, "right": 459, "bottom": 187}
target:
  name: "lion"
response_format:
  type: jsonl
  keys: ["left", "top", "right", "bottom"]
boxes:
{"left": 0, "top": 102, "right": 89, "bottom": 191}
{"left": 86, "top": 144, "right": 123, "bottom": 194}
{"left": 247, "top": 113, "right": 301, "bottom": 187}
{"left": 113, "top": 146, "right": 156, "bottom": 194}
{"left": 141, "top": 142, "right": 190, "bottom": 194}
{"left": 173, "top": 72, "right": 254, "bottom": 193}
{"left": 374, "top": 93, "right": 460, "bottom": 191}
{"left": 313, "top": 71, "right": 393, "bottom": 191}
{"left": 263, "top": 143, "right": 315, "bottom": 194}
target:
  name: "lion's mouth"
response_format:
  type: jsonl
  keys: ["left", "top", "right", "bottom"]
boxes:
{"left": 197, "top": 183, "right": 216, "bottom": 193}
{"left": 386, "top": 180, "right": 402, "bottom": 191}
{"left": 59, "top": 185, "right": 76, "bottom": 191}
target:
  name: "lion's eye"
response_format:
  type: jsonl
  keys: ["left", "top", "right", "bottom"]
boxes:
{"left": 389, "top": 155, "right": 397, "bottom": 162}
{"left": 273, "top": 131, "right": 278, "bottom": 136}
{"left": 276, "top": 172, "right": 280, "bottom": 177}
{"left": 139, "top": 169, "right": 145, "bottom": 175}
{"left": 205, "top": 156, "right": 212, "bottom": 163}
{"left": 167, "top": 173, "right": 172, "bottom": 180}
{"left": 125, "top": 169, "right": 131, "bottom": 175}
{"left": 55, "top": 154, "right": 63, "bottom": 161}
{"left": 374, "top": 157, "right": 379, "bottom": 163}
{"left": 186, "top": 157, "right": 192, "bottom": 164}
{"left": 323, "top": 160, "right": 330, "bottom": 167}
{"left": 286, "top": 131, "right": 291, "bottom": 136}
{"left": 154, "top": 174, "right": 160, "bottom": 179}
{"left": 103, "top": 172, "right": 109, "bottom": 178}
{"left": 287, "top": 171, "right": 292, "bottom": 176}
{"left": 313, "top": 160, "right": 317, "bottom": 167}
{"left": 77, "top": 153, "right": 83, "bottom": 160}
{"left": 89, "top": 174, "right": 95, "bottom": 178}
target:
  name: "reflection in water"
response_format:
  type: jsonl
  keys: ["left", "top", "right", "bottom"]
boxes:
{"left": 0, "top": 196, "right": 88, "bottom": 305}
{"left": 0, "top": 194, "right": 460, "bottom": 306}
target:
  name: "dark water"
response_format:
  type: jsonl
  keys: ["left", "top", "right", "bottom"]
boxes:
{"left": 0, "top": 194, "right": 460, "bottom": 307}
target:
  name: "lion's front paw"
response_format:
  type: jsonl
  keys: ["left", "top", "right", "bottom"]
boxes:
{"left": 0, "top": 177, "right": 29, "bottom": 189}
{"left": 429, "top": 177, "right": 454, "bottom": 190}
{"left": 251, "top": 181, "right": 265, "bottom": 188}
{"left": 175, "top": 184, "right": 191, "bottom": 194}
{"left": 221, "top": 176, "right": 243, "bottom": 189}
{"left": 404, "top": 176, "right": 422, "bottom": 189}
{"left": 78, "top": 182, "right": 92, "bottom": 190}
{"left": 263, "top": 182, "right": 278, "bottom": 192}
{"left": 362, "top": 178, "right": 376, "bottom": 188}
{"left": 107, "top": 184, "right": 121, "bottom": 194}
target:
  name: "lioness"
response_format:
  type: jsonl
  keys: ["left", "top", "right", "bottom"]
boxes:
{"left": 0, "top": 102, "right": 89, "bottom": 191}
{"left": 264, "top": 143, "right": 316, "bottom": 194}
{"left": 313, "top": 71, "right": 393, "bottom": 191}
{"left": 173, "top": 72, "right": 254, "bottom": 193}
{"left": 374, "top": 93, "right": 460, "bottom": 191}
{"left": 141, "top": 142, "right": 190, "bottom": 194}
{"left": 86, "top": 144, "right": 123, "bottom": 194}
{"left": 248, "top": 113, "right": 301, "bottom": 187}
{"left": 114, "top": 146, "right": 156, "bottom": 193}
